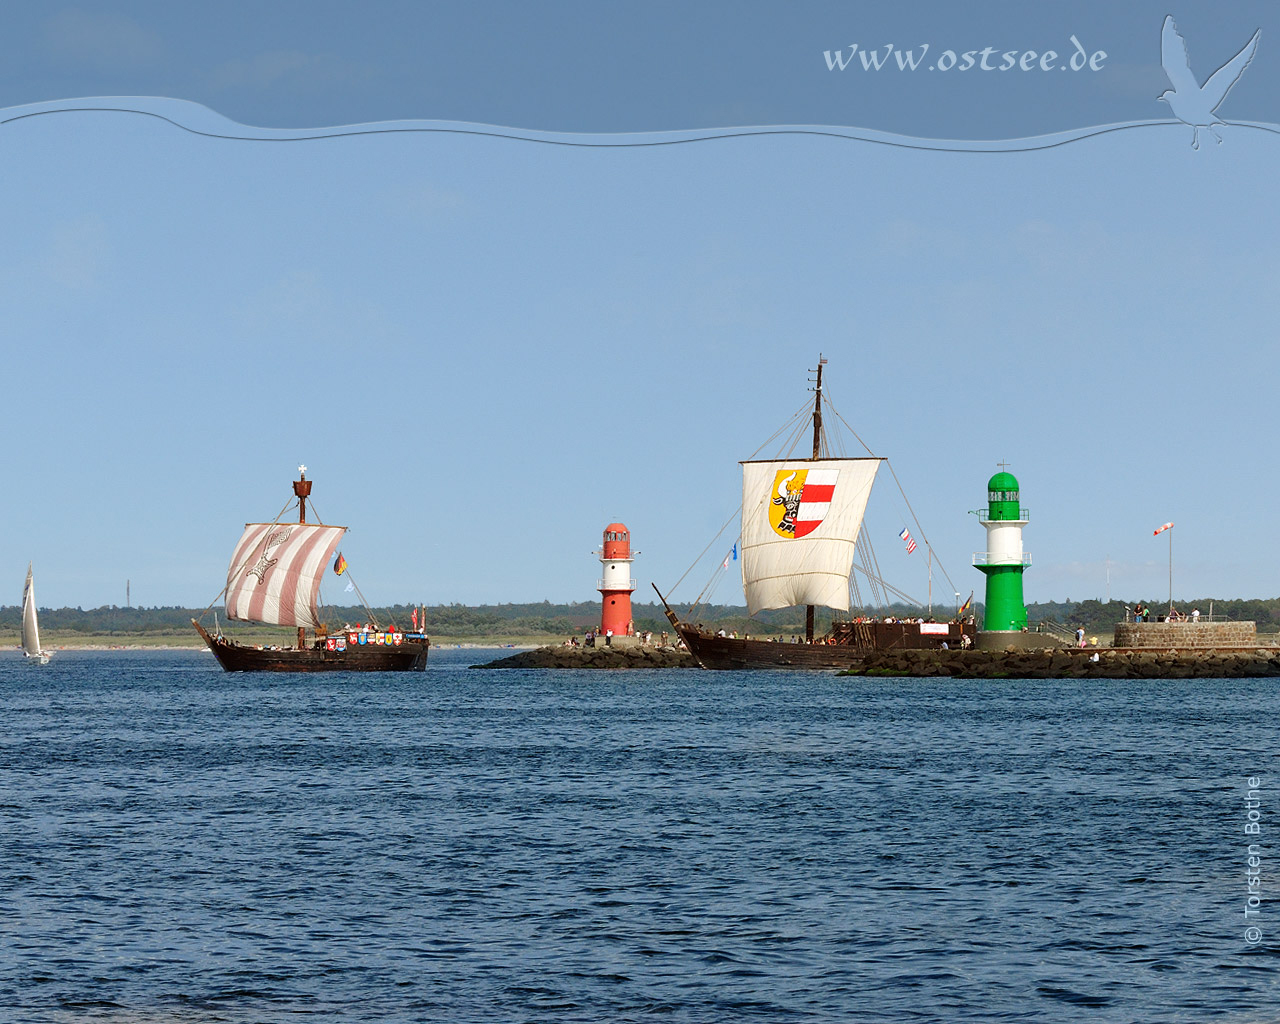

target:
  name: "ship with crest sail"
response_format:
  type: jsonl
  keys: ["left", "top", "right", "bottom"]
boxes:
{"left": 656, "top": 359, "right": 973, "bottom": 669}
{"left": 192, "top": 467, "right": 429, "bottom": 671}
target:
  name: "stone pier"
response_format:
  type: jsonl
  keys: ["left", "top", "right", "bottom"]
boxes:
{"left": 1112, "top": 620, "right": 1256, "bottom": 649}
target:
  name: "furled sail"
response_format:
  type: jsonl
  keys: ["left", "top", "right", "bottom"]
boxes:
{"left": 740, "top": 458, "right": 881, "bottom": 614}
{"left": 22, "top": 563, "right": 41, "bottom": 658}
{"left": 224, "top": 522, "right": 347, "bottom": 627}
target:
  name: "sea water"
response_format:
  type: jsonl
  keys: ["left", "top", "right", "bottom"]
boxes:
{"left": 0, "top": 648, "right": 1276, "bottom": 1022}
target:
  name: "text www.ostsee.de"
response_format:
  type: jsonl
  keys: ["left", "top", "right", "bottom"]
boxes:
{"left": 823, "top": 36, "right": 1107, "bottom": 73}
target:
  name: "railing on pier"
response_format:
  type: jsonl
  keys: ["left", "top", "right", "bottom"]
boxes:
{"left": 1036, "top": 619, "right": 1079, "bottom": 645}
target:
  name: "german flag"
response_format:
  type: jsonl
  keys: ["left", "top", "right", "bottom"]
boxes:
{"left": 333, "top": 552, "right": 347, "bottom": 576}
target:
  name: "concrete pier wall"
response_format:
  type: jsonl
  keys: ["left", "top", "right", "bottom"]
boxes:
{"left": 975, "top": 631, "right": 1063, "bottom": 651}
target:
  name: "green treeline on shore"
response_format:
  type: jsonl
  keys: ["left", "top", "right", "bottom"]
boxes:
{"left": 1, "top": 597, "right": 1277, "bottom": 641}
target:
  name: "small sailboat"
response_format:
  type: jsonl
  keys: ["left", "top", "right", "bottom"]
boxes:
{"left": 22, "top": 563, "right": 51, "bottom": 665}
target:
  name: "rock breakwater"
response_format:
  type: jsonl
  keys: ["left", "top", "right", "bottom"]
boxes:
{"left": 474, "top": 645, "right": 696, "bottom": 669}
{"left": 841, "top": 647, "right": 1280, "bottom": 679}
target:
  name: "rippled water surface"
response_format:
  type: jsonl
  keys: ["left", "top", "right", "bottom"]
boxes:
{"left": 1, "top": 648, "right": 1276, "bottom": 1022}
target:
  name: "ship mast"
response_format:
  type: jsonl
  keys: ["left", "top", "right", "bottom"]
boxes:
{"left": 805, "top": 356, "right": 825, "bottom": 643}
{"left": 293, "top": 464, "right": 312, "bottom": 651}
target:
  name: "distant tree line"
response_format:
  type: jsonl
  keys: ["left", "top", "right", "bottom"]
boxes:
{"left": 3, "top": 596, "right": 1277, "bottom": 638}
{"left": 0, "top": 601, "right": 669, "bottom": 638}
{"left": 0, "top": 604, "right": 206, "bottom": 635}
{"left": 0, "top": 599, "right": 933, "bottom": 638}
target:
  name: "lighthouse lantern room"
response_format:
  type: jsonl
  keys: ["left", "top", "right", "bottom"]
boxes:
{"left": 598, "top": 523, "right": 637, "bottom": 637}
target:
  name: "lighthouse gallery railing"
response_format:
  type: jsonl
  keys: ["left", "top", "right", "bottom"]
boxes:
{"left": 972, "top": 553, "right": 1033, "bottom": 566}
{"left": 978, "top": 508, "right": 1030, "bottom": 523}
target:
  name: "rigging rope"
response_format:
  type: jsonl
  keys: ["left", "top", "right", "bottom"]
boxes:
{"left": 196, "top": 495, "right": 296, "bottom": 623}
{"left": 854, "top": 526, "right": 885, "bottom": 608}
{"left": 688, "top": 548, "right": 737, "bottom": 617}
{"left": 818, "top": 390, "right": 878, "bottom": 456}
{"left": 670, "top": 397, "right": 810, "bottom": 613}
{"left": 883, "top": 458, "right": 961, "bottom": 597}
{"left": 823, "top": 391, "right": 962, "bottom": 606}
{"left": 670, "top": 506, "right": 741, "bottom": 608}
{"left": 745, "top": 400, "right": 811, "bottom": 460}
{"left": 851, "top": 561, "right": 921, "bottom": 606}
{"left": 862, "top": 522, "right": 888, "bottom": 608}
{"left": 296, "top": 498, "right": 383, "bottom": 626}
{"left": 776, "top": 408, "right": 813, "bottom": 461}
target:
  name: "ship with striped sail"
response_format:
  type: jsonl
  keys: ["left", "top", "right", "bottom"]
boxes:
{"left": 192, "top": 467, "right": 429, "bottom": 672}
{"left": 656, "top": 359, "right": 973, "bottom": 670}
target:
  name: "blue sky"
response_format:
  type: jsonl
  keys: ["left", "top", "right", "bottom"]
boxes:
{"left": 3, "top": 2, "right": 1278, "bottom": 611}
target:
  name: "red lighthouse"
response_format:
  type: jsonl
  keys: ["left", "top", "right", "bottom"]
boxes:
{"left": 598, "top": 523, "right": 636, "bottom": 637}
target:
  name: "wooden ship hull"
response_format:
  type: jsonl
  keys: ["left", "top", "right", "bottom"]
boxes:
{"left": 194, "top": 621, "right": 428, "bottom": 672}
{"left": 672, "top": 618, "right": 973, "bottom": 670}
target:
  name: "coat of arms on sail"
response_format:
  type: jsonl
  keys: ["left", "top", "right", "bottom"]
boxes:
{"left": 246, "top": 526, "right": 293, "bottom": 584}
{"left": 769, "top": 468, "right": 838, "bottom": 539}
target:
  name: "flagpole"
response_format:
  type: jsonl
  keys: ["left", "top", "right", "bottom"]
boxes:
{"left": 1154, "top": 522, "right": 1175, "bottom": 615}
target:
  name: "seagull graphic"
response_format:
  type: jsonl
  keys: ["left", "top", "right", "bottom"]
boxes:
{"left": 1159, "top": 15, "right": 1260, "bottom": 149}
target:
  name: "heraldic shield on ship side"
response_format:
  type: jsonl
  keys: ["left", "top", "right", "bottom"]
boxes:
{"left": 656, "top": 358, "right": 976, "bottom": 669}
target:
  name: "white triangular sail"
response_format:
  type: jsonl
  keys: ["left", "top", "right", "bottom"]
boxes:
{"left": 22, "top": 563, "right": 46, "bottom": 661}
{"left": 224, "top": 523, "right": 347, "bottom": 628}
{"left": 740, "top": 458, "right": 881, "bottom": 614}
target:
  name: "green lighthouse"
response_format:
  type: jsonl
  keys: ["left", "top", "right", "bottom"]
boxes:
{"left": 973, "top": 470, "right": 1030, "bottom": 632}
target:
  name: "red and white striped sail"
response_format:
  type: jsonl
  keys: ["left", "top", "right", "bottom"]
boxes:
{"left": 224, "top": 522, "right": 347, "bottom": 627}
